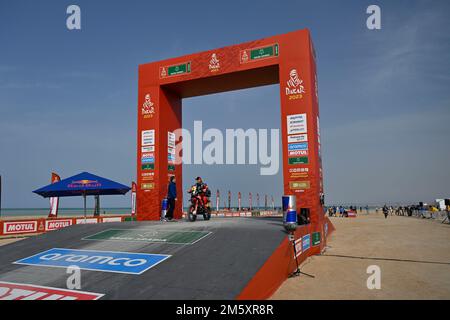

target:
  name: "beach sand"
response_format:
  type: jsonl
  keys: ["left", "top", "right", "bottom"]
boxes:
{"left": 271, "top": 212, "right": 450, "bottom": 299}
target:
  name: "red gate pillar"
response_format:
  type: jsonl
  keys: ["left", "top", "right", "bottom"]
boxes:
{"left": 278, "top": 31, "right": 324, "bottom": 228}
{"left": 137, "top": 80, "right": 183, "bottom": 221}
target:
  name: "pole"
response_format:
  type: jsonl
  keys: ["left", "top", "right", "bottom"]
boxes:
{"left": 238, "top": 192, "right": 241, "bottom": 211}
{"left": 83, "top": 192, "right": 87, "bottom": 222}
{"left": 0, "top": 175, "right": 2, "bottom": 219}
{"left": 216, "top": 190, "right": 219, "bottom": 212}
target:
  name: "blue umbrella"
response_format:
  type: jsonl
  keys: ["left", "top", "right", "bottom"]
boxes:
{"left": 33, "top": 172, "right": 131, "bottom": 219}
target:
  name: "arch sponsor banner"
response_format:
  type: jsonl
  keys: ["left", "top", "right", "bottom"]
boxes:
{"left": 287, "top": 114, "right": 307, "bottom": 135}
{"left": 14, "top": 248, "right": 171, "bottom": 275}
{"left": 0, "top": 281, "right": 103, "bottom": 300}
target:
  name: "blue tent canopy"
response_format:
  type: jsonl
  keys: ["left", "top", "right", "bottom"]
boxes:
{"left": 33, "top": 172, "right": 131, "bottom": 198}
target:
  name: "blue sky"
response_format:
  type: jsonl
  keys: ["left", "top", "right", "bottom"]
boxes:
{"left": 0, "top": 0, "right": 449, "bottom": 208}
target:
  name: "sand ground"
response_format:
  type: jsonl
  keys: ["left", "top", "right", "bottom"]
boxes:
{"left": 271, "top": 212, "right": 450, "bottom": 299}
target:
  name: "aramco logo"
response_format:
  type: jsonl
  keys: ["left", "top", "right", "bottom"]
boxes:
{"left": 286, "top": 69, "right": 305, "bottom": 100}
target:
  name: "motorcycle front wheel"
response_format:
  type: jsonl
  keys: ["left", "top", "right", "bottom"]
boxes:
{"left": 188, "top": 205, "right": 197, "bottom": 222}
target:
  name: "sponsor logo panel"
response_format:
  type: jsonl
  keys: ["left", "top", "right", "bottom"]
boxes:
{"left": 302, "top": 234, "right": 311, "bottom": 252}
{"left": 159, "top": 62, "right": 191, "bottom": 78}
{"left": 102, "top": 217, "right": 123, "bottom": 223}
{"left": 45, "top": 219, "right": 72, "bottom": 232}
{"left": 289, "top": 181, "right": 311, "bottom": 190}
{"left": 288, "top": 134, "right": 308, "bottom": 143}
{"left": 3, "top": 221, "right": 38, "bottom": 235}
{"left": 289, "top": 167, "right": 309, "bottom": 178}
{"left": 312, "top": 232, "right": 321, "bottom": 246}
{"left": 168, "top": 132, "right": 175, "bottom": 148}
{"left": 288, "top": 142, "right": 308, "bottom": 151}
{"left": 141, "top": 164, "right": 155, "bottom": 171}
{"left": 76, "top": 218, "right": 98, "bottom": 225}
{"left": 141, "top": 146, "right": 155, "bottom": 153}
{"left": 240, "top": 43, "right": 279, "bottom": 64}
{"left": 287, "top": 114, "right": 307, "bottom": 135}
{"left": 288, "top": 157, "right": 309, "bottom": 165}
{"left": 294, "top": 237, "right": 302, "bottom": 258}
{"left": 141, "top": 130, "right": 155, "bottom": 146}
{"left": 288, "top": 150, "right": 308, "bottom": 157}
{"left": 141, "top": 157, "right": 155, "bottom": 164}
{"left": 141, "top": 183, "right": 155, "bottom": 190}
{"left": 141, "top": 172, "right": 154, "bottom": 180}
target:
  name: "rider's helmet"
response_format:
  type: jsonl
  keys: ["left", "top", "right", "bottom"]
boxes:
{"left": 195, "top": 176, "right": 202, "bottom": 183}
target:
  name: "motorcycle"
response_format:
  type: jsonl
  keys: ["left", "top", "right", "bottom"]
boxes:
{"left": 187, "top": 185, "right": 211, "bottom": 222}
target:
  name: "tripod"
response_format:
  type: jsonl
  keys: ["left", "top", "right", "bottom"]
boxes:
{"left": 288, "top": 232, "right": 315, "bottom": 278}
{"left": 442, "top": 210, "right": 450, "bottom": 224}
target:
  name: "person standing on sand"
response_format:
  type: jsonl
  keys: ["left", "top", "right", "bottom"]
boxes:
{"left": 383, "top": 205, "right": 389, "bottom": 219}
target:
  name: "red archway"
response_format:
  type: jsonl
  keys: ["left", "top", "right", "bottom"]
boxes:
{"left": 137, "top": 29, "right": 324, "bottom": 229}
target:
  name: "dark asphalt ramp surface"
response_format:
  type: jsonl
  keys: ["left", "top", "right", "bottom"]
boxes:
{"left": 0, "top": 217, "right": 286, "bottom": 299}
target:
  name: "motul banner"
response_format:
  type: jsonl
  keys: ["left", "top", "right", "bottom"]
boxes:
{"left": 48, "top": 173, "right": 61, "bottom": 218}
{"left": 0, "top": 216, "right": 128, "bottom": 236}
{"left": 0, "top": 281, "right": 103, "bottom": 300}
{"left": 45, "top": 219, "right": 72, "bottom": 232}
{"left": 131, "top": 181, "right": 137, "bottom": 215}
{"left": 3, "top": 221, "right": 38, "bottom": 235}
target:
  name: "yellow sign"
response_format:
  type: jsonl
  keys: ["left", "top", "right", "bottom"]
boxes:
{"left": 141, "top": 183, "right": 155, "bottom": 190}
{"left": 289, "top": 181, "right": 310, "bottom": 190}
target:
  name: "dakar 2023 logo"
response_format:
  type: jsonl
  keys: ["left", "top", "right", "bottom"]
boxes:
{"left": 286, "top": 69, "right": 305, "bottom": 100}
{"left": 142, "top": 94, "right": 155, "bottom": 118}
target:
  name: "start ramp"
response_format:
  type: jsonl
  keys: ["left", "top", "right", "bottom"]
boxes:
{"left": 0, "top": 216, "right": 334, "bottom": 300}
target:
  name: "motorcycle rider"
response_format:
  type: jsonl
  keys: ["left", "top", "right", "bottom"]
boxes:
{"left": 189, "top": 177, "right": 211, "bottom": 214}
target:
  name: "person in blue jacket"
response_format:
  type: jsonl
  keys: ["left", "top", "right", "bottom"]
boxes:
{"left": 166, "top": 176, "right": 177, "bottom": 221}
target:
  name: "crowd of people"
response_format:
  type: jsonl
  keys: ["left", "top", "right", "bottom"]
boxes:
{"left": 326, "top": 205, "right": 361, "bottom": 217}
{"left": 326, "top": 203, "right": 450, "bottom": 223}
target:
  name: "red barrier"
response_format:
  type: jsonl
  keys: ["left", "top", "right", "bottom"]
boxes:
{"left": 0, "top": 215, "right": 131, "bottom": 237}
{"left": 237, "top": 217, "right": 335, "bottom": 300}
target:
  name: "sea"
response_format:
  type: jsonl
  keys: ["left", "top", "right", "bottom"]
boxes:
{"left": 0, "top": 208, "right": 131, "bottom": 219}
{"left": 0, "top": 206, "right": 280, "bottom": 219}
